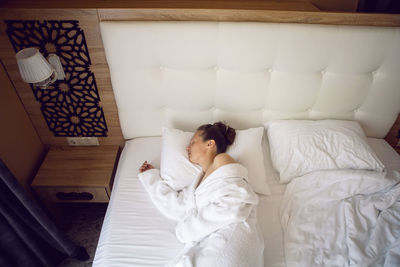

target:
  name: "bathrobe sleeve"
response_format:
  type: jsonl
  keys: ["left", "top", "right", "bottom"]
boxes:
{"left": 175, "top": 178, "right": 258, "bottom": 243}
{"left": 138, "top": 169, "right": 188, "bottom": 221}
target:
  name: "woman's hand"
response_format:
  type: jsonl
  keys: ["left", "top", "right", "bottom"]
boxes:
{"left": 139, "top": 161, "right": 154, "bottom": 173}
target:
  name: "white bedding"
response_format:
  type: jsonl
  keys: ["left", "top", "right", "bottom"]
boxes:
{"left": 281, "top": 169, "right": 400, "bottom": 266}
{"left": 266, "top": 120, "right": 385, "bottom": 183}
{"left": 93, "top": 137, "right": 400, "bottom": 267}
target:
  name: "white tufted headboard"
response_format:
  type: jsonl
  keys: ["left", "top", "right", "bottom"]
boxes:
{"left": 100, "top": 21, "right": 400, "bottom": 139}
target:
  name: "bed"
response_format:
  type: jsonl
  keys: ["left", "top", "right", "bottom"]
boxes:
{"left": 93, "top": 20, "right": 400, "bottom": 266}
{"left": 94, "top": 135, "right": 400, "bottom": 266}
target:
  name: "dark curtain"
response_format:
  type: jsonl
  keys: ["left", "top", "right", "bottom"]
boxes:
{"left": 0, "top": 159, "right": 88, "bottom": 267}
{"left": 357, "top": 0, "right": 400, "bottom": 13}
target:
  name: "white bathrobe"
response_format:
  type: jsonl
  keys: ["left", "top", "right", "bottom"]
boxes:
{"left": 138, "top": 163, "right": 264, "bottom": 267}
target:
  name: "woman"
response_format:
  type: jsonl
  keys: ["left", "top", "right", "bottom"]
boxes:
{"left": 138, "top": 122, "right": 264, "bottom": 267}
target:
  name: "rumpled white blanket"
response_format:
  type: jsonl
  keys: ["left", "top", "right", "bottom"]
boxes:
{"left": 138, "top": 163, "right": 264, "bottom": 267}
{"left": 280, "top": 169, "right": 400, "bottom": 267}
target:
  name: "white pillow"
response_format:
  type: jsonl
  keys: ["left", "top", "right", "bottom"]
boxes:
{"left": 266, "top": 120, "right": 385, "bottom": 183}
{"left": 160, "top": 128, "right": 203, "bottom": 190}
{"left": 160, "top": 127, "right": 271, "bottom": 195}
{"left": 261, "top": 131, "right": 280, "bottom": 185}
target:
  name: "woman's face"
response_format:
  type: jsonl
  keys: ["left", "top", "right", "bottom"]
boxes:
{"left": 187, "top": 131, "right": 208, "bottom": 164}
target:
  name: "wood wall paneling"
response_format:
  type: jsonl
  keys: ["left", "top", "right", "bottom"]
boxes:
{"left": 0, "top": 60, "right": 45, "bottom": 193}
{"left": 0, "top": 9, "right": 124, "bottom": 147}
{"left": 0, "top": 0, "right": 360, "bottom": 12}
{"left": 310, "top": 0, "right": 358, "bottom": 12}
{"left": 385, "top": 114, "right": 400, "bottom": 155}
{"left": 1, "top": 7, "right": 399, "bottom": 152}
{"left": 0, "top": 1, "right": 320, "bottom": 11}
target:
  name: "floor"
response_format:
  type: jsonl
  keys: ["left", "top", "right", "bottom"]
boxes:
{"left": 56, "top": 203, "right": 108, "bottom": 267}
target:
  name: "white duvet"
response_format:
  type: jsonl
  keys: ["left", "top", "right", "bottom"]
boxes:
{"left": 280, "top": 169, "right": 400, "bottom": 267}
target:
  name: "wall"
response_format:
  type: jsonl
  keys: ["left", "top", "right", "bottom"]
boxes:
{"left": 0, "top": 1, "right": 358, "bottom": 12}
{"left": 310, "top": 0, "right": 358, "bottom": 11}
{"left": 0, "top": 60, "right": 45, "bottom": 192}
{"left": 0, "top": 9, "right": 124, "bottom": 147}
{"left": 0, "top": 6, "right": 399, "bottom": 154}
{"left": 386, "top": 116, "right": 400, "bottom": 155}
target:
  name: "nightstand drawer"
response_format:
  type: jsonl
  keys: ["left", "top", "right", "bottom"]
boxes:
{"left": 32, "top": 146, "right": 119, "bottom": 205}
{"left": 34, "top": 187, "right": 110, "bottom": 203}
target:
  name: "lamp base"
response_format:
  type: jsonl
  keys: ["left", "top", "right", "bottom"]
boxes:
{"left": 34, "top": 71, "right": 57, "bottom": 89}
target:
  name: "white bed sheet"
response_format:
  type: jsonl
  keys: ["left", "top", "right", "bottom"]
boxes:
{"left": 93, "top": 137, "right": 400, "bottom": 267}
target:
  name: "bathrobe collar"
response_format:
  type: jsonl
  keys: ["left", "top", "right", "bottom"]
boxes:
{"left": 195, "top": 163, "right": 248, "bottom": 191}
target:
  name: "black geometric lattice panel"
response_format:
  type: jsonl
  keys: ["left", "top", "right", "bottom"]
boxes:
{"left": 5, "top": 20, "right": 108, "bottom": 137}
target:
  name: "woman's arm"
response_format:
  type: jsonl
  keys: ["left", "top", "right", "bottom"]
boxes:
{"left": 138, "top": 163, "right": 188, "bottom": 221}
{"left": 175, "top": 178, "right": 258, "bottom": 243}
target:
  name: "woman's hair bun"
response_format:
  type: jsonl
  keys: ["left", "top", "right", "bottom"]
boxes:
{"left": 213, "top": 122, "right": 236, "bottom": 146}
{"left": 197, "top": 121, "right": 236, "bottom": 154}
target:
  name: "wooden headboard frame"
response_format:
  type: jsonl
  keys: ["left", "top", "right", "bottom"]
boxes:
{"left": 97, "top": 9, "right": 400, "bottom": 26}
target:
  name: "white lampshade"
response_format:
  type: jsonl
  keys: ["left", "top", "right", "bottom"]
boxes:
{"left": 16, "top": 47, "right": 54, "bottom": 83}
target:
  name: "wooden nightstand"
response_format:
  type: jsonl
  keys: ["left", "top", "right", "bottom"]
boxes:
{"left": 32, "top": 146, "right": 120, "bottom": 203}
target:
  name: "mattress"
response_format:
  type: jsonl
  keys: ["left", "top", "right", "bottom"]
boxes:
{"left": 93, "top": 137, "right": 400, "bottom": 267}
